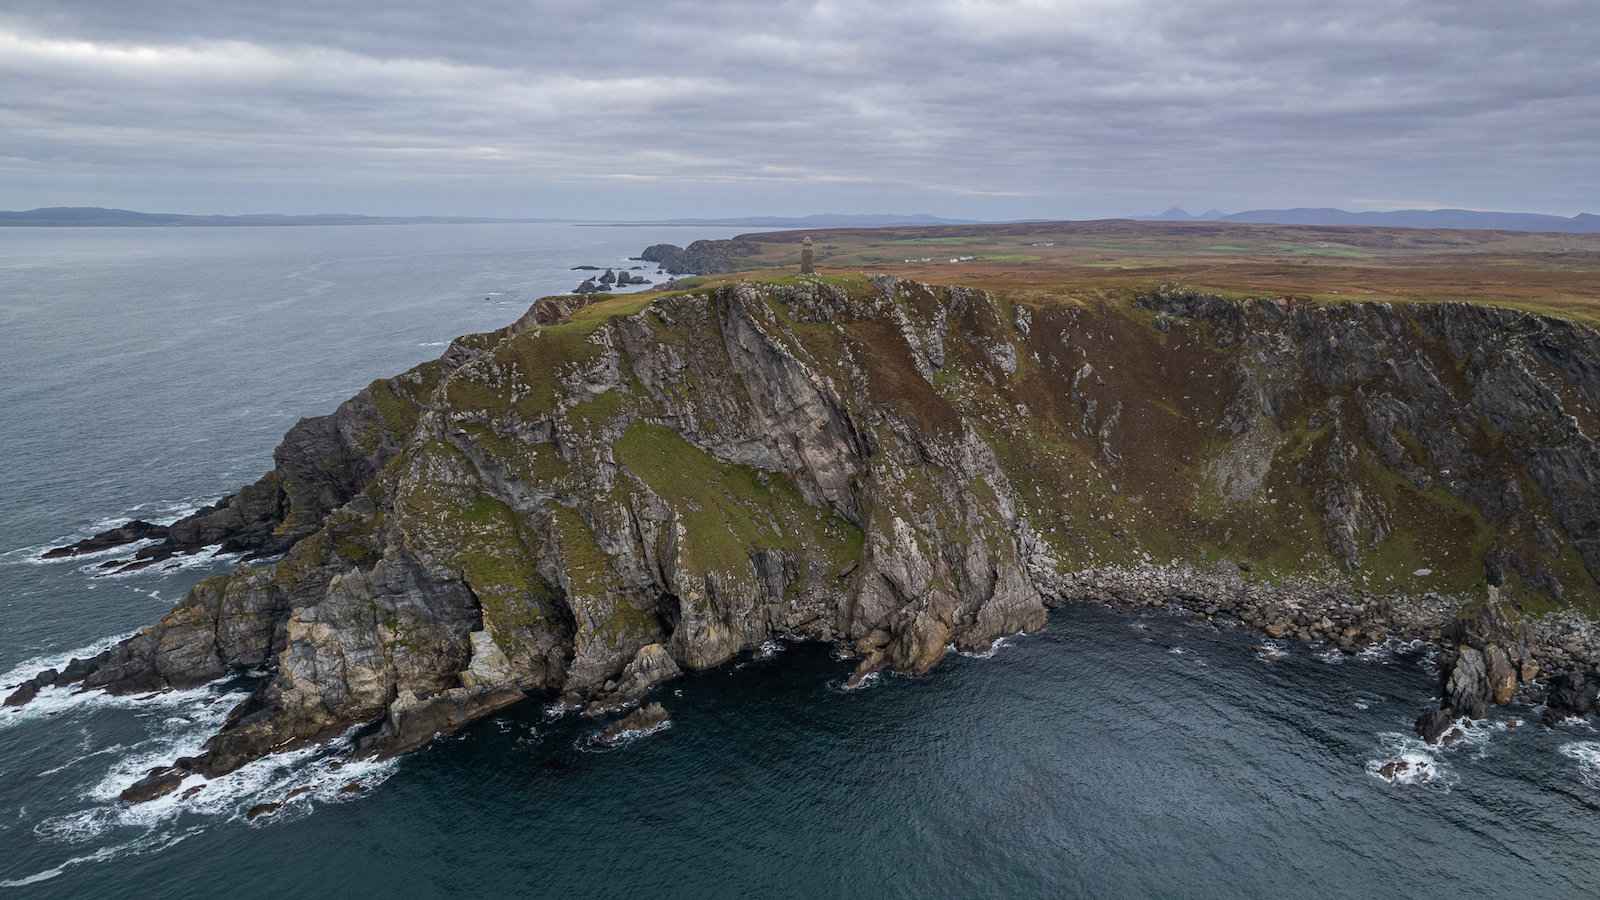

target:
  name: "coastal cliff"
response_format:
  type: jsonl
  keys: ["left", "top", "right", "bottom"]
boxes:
{"left": 13, "top": 276, "right": 1600, "bottom": 796}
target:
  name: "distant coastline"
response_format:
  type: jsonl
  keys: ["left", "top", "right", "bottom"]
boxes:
{"left": 0, "top": 207, "right": 562, "bottom": 228}
{"left": 0, "top": 207, "right": 976, "bottom": 229}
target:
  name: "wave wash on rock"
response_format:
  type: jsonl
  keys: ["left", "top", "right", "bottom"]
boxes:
{"left": 13, "top": 277, "right": 1600, "bottom": 794}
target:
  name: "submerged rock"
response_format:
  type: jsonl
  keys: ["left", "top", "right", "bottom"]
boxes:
{"left": 120, "top": 765, "right": 189, "bottom": 804}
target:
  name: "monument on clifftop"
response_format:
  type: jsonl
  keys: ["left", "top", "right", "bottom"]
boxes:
{"left": 800, "top": 236, "right": 815, "bottom": 274}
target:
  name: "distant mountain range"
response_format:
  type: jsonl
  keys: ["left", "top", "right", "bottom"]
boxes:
{"left": 0, "top": 207, "right": 977, "bottom": 229}
{"left": 0, "top": 207, "right": 562, "bottom": 227}
{"left": 1146, "top": 206, "right": 1600, "bottom": 234}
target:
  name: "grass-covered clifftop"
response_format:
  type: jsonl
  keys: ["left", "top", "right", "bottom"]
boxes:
{"left": 20, "top": 271, "right": 1600, "bottom": 793}
{"left": 643, "top": 219, "right": 1600, "bottom": 325}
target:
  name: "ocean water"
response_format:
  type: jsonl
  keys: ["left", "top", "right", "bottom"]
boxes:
{"left": 3, "top": 225, "right": 1600, "bottom": 897}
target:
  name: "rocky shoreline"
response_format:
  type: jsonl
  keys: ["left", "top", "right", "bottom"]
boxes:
{"left": 10, "top": 272, "right": 1600, "bottom": 800}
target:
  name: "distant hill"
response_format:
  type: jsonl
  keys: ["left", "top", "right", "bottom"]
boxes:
{"left": 1146, "top": 205, "right": 1600, "bottom": 234}
{"left": 607, "top": 213, "right": 980, "bottom": 228}
{"left": 0, "top": 207, "right": 559, "bottom": 227}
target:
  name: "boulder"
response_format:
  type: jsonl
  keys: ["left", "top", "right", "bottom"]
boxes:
{"left": 584, "top": 643, "right": 681, "bottom": 715}
{"left": 1415, "top": 707, "right": 1457, "bottom": 744}
{"left": 1378, "top": 759, "right": 1411, "bottom": 780}
{"left": 597, "top": 703, "right": 670, "bottom": 743}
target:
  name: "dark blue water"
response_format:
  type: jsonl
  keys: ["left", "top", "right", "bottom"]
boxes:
{"left": 4, "top": 226, "right": 1600, "bottom": 897}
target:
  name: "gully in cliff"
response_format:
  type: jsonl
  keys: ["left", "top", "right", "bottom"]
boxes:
{"left": 11, "top": 274, "right": 1600, "bottom": 801}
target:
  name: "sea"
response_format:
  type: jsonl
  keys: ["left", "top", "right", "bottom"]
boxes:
{"left": 1, "top": 223, "right": 1599, "bottom": 898}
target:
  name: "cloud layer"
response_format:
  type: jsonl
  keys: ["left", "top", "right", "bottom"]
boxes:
{"left": 1, "top": 0, "right": 1595, "bottom": 217}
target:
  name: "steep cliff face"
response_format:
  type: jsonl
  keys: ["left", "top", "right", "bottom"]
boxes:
{"left": 14, "top": 277, "right": 1600, "bottom": 789}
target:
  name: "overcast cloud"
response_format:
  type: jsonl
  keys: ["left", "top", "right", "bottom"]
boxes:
{"left": 1, "top": 0, "right": 1595, "bottom": 218}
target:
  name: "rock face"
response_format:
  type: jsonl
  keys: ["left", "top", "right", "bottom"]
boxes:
{"left": 16, "top": 277, "right": 1600, "bottom": 790}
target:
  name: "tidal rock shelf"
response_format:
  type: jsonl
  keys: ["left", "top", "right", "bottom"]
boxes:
{"left": 12, "top": 275, "right": 1600, "bottom": 796}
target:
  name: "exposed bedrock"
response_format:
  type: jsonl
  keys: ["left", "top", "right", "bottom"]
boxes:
{"left": 13, "top": 277, "right": 1600, "bottom": 791}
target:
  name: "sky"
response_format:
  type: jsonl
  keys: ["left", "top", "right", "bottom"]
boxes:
{"left": 1, "top": 0, "right": 1596, "bottom": 220}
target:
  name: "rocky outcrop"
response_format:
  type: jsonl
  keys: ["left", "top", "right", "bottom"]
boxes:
{"left": 597, "top": 702, "right": 670, "bottom": 743}
{"left": 639, "top": 239, "right": 759, "bottom": 275}
{"left": 1414, "top": 587, "right": 1541, "bottom": 742}
{"left": 13, "top": 277, "right": 1600, "bottom": 793}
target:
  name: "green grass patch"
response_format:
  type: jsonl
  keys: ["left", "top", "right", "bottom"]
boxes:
{"left": 613, "top": 422, "right": 862, "bottom": 576}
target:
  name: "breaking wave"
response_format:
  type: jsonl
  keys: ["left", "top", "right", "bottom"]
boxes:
{"left": 1560, "top": 741, "right": 1600, "bottom": 790}
{"left": 0, "top": 632, "right": 137, "bottom": 697}
{"left": 5, "top": 682, "right": 397, "bottom": 885}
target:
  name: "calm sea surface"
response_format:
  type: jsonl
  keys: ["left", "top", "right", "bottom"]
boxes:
{"left": 2, "top": 224, "right": 1599, "bottom": 897}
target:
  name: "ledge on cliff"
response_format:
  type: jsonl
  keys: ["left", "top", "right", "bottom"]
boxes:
{"left": 12, "top": 275, "right": 1600, "bottom": 796}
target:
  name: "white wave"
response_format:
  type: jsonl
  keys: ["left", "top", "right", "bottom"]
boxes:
{"left": 1356, "top": 637, "right": 1431, "bottom": 665}
{"left": 417, "top": 340, "right": 447, "bottom": 347}
{"left": 1560, "top": 741, "right": 1600, "bottom": 790}
{"left": 0, "top": 631, "right": 136, "bottom": 693}
{"left": 1255, "top": 640, "right": 1288, "bottom": 662}
{"left": 4, "top": 680, "right": 385, "bottom": 885}
{"left": 577, "top": 718, "right": 671, "bottom": 752}
{"left": 4, "top": 538, "right": 166, "bottom": 569}
{"left": 2, "top": 496, "right": 219, "bottom": 566}
{"left": 755, "top": 639, "right": 785, "bottom": 660}
{"left": 1368, "top": 713, "right": 1511, "bottom": 789}
{"left": 1, "top": 679, "right": 228, "bottom": 735}
{"left": 1428, "top": 716, "right": 1509, "bottom": 760}
{"left": 35, "top": 744, "right": 128, "bottom": 779}
{"left": 1315, "top": 647, "right": 1346, "bottom": 665}
{"left": 85, "top": 545, "right": 241, "bottom": 580}
{"left": 830, "top": 671, "right": 881, "bottom": 693}
{"left": 542, "top": 700, "right": 580, "bottom": 722}
{"left": 35, "top": 713, "right": 396, "bottom": 850}
{"left": 962, "top": 635, "right": 1013, "bottom": 659}
{"left": 0, "top": 826, "right": 204, "bottom": 888}
{"left": 1366, "top": 732, "right": 1457, "bottom": 789}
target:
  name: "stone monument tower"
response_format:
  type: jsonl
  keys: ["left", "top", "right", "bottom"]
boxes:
{"left": 800, "top": 237, "right": 816, "bottom": 274}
